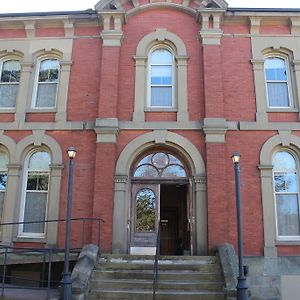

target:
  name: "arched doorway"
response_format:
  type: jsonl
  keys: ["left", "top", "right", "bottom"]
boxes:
{"left": 112, "top": 130, "right": 207, "bottom": 256}
{"left": 130, "top": 151, "right": 191, "bottom": 255}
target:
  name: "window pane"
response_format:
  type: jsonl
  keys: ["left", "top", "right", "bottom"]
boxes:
{"left": 37, "top": 175, "right": 49, "bottom": 191}
{"left": 151, "top": 87, "right": 172, "bottom": 107}
{"left": 162, "top": 165, "right": 186, "bottom": 178}
{"left": 136, "top": 188, "right": 156, "bottom": 232}
{"left": 275, "top": 172, "right": 297, "bottom": 193}
{"left": 29, "top": 152, "right": 51, "bottom": 170}
{"left": 265, "top": 58, "right": 287, "bottom": 80}
{"left": 137, "top": 154, "right": 152, "bottom": 167}
{"left": 0, "top": 174, "right": 7, "bottom": 190}
{"left": 267, "top": 82, "right": 289, "bottom": 107}
{"left": 23, "top": 192, "right": 47, "bottom": 234}
{"left": 35, "top": 83, "right": 57, "bottom": 108}
{"left": 276, "top": 194, "right": 300, "bottom": 236}
{"left": 1, "top": 61, "right": 21, "bottom": 83}
{"left": 39, "top": 60, "right": 59, "bottom": 83}
{"left": 151, "top": 66, "right": 172, "bottom": 85}
{"left": 0, "top": 84, "right": 18, "bottom": 107}
{"left": 134, "top": 165, "right": 159, "bottom": 178}
{"left": 27, "top": 174, "right": 38, "bottom": 190}
{"left": 273, "top": 151, "right": 296, "bottom": 170}
{"left": 0, "top": 150, "right": 8, "bottom": 169}
{"left": 151, "top": 49, "right": 172, "bottom": 64}
{"left": 152, "top": 152, "right": 169, "bottom": 168}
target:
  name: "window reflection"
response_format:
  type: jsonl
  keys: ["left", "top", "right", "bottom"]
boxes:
{"left": 136, "top": 188, "right": 156, "bottom": 232}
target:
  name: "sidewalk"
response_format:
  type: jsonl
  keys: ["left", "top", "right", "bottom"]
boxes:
{"left": 0, "top": 287, "right": 60, "bottom": 300}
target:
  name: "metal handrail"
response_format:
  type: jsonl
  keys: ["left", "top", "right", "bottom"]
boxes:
{"left": 152, "top": 219, "right": 161, "bottom": 300}
{"left": 0, "top": 217, "right": 104, "bottom": 298}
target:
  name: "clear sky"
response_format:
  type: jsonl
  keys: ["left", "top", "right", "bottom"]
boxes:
{"left": 0, "top": 0, "right": 299, "bottom": 14}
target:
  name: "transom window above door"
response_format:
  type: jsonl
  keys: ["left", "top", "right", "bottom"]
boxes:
{"left": 133, "top": 152, "right": 187, "bottom": 178}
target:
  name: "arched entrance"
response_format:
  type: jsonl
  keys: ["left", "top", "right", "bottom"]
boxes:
{"left": 112, "top": 131, "right": 207, "bottom": 255}
{"left": 130, "top": 151, "right": 190, "bottom": 255}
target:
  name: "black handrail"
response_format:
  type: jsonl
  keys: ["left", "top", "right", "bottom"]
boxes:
{"left": 0, "top": 217, "right": 104, "bottom": 298}
{"left": 152, "top": 219, "right": 161, "bottom": 300}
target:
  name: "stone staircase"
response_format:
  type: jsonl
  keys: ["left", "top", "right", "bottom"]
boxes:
{"left": 86, "top": 254, "right": 226, "bottom": 300}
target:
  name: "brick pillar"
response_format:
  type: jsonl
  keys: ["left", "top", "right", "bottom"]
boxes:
{"left": 93, "top": 119, "right": 119, "bottom": 252}
{"left": 199, "top": 11, "right": 229, "bottom": 252}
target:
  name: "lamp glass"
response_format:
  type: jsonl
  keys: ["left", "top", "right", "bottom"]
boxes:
{"left": 232, "top": 152, "right": 240, "bottom": 163}
{"left": 67, "top": 147, "right": 76, "bottom": 159}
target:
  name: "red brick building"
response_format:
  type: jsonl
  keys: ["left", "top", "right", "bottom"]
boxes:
{"left": 1, "top": 0, "right": 300, "bottom": 268}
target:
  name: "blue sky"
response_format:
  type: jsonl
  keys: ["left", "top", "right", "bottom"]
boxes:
{"left": 0, "top": 0, "right": 298, "bottom": 13}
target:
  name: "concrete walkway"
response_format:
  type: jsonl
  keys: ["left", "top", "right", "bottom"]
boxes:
{"left": 0, "top": 287, "right": 60, "bottom": 300}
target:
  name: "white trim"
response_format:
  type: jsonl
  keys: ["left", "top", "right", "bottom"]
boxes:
{"left": 272, "top": 150, "right": 300, "bottom": 240}
{"left": 18, "top": 149, "right": 50, "bottom": 238}
{"left": 31, "top": 59, "right": 60, "bottom": 109}
{"left": 264, "top": 56, "right": 293, "bottom": 109}
{"left": 0, "top": 59, "right": 21, "bottom": 109}
{"left": 147, "top": 47, "right": 175, "bottom": 109}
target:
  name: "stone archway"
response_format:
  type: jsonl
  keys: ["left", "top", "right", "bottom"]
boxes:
{"left": 112, "top": 131, "right": 207, "bottom": 255}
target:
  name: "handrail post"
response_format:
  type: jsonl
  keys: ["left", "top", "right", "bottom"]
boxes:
{"left": 47, "top": 249, "right": 52, "bottom": 299}
{"left": 2, "top": 247, "right": 8, "bottom": 297}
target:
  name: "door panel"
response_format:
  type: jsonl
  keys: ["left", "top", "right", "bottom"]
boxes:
{"left": 131, "top": 184, "right": 160, "bottom": 248}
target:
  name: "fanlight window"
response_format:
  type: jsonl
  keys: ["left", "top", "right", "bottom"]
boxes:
{"left": 133, "top": 152, "right": 187, "bottom": 178}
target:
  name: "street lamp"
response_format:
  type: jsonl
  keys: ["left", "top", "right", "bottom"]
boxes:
{"left": 63, "top": 146, "right": 77, "bottom": 300}
{"left": 231, "top": 152, "right": 248, "bottom": 300}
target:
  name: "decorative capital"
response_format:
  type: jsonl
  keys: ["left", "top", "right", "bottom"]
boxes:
{"left": 203, "top": 118, "right": 227, "bottom": 143}
{"left": 114, "top": 175, "right": 128, "bottom": 183}
{"left": 193, "top": 175, "right": 207, "bottom": 184}
{"left": 95, "top": 118, "right": 119, "bottom": 143}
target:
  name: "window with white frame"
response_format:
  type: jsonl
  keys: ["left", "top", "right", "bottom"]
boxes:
{"left": 19, "top": 150, "right": 51, "bottom": 237}
{"left": 0, "top": 149, "right": 8, "bottom": 222}
{"left": 148, "top": 48, "right": 174, "bottom": 108}
{"left": 264, "top": 57, "right": 292, "bottom": 108}
{"left": 0, "top": 60, "right": 21, "bottom": 108}
{"left": 32, "top": 59, "right": 60, "bottom": 108}
{"left": 273, "top": 150, "right": 300, "bottom": 239}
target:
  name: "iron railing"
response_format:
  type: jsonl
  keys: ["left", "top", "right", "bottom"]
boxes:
{"left": 0, "top": 217, "right": 104, "bottom": 298}
{"left": 152, "top": 219, "right": 161, "bottom": 300}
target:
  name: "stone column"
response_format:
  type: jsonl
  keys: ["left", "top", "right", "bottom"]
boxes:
{"left": 112, "top": 175, "right": 129, "bottom": 254}
{"left": 15, "top": 62, "right": 33, "bottom": 124}
{"left": 46, "top": 164, "right": 64, "bottom": 247}
{"left": 193, "top": 175, "right": 207, "bottom": 255}
{"left": 1, "top": 164, "right": 22, "bottom": 245}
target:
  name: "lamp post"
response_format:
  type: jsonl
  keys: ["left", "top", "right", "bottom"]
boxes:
{"left": 63, "top": 146, "right": 76, "bottom": 300}
{"left": 231, "top": 152, "right": 248, "bottom": 300}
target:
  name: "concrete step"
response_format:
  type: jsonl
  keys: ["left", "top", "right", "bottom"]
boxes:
{"left": 89, "top": 278, "right": 224, "bottom": 291}
{"left": 93, "top": 269, "right": 223, "bottom": 281}
{"left": 86, "top": 289, "right": 226, "bottom": 300}
{"left": 86, "top": 255, "right": 226, "bottom": 300}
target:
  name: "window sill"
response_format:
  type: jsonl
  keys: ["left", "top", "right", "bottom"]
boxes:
{"left": 27, "top": 109, "right": 56, "bottom": 113}
{"left": 0, "top": 109, "right": 16, "bottom": 113}
{"left": 14, "top": 236, "right": 46, "bottom": 243}
{"left": 267, "top": 108, "right": 299, "bottom": 113}
{"left": 276, "top": 240, "right": 300, "bottom": 246}
{"left": 145, "top": 108, "right": 177, "bottom": 112}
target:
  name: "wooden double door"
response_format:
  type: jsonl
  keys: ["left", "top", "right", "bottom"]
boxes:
{"left": 131, "top": 182, "right": 191, "bottom": 255}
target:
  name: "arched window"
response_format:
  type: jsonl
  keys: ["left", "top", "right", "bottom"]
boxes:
{"left": 32, "top": 59, "right": 60, "bottom": 108}
{"left": 273, "top": 150, "right": 300, "bottom": 238}
{"left": 19, "top": 150, "right": 51, "bottom": 237}
{"left": 0, "top": 60, "right": 21, "bottom": 108}
{"left": 264, "top": 57, "right": 292, "bottom": 108}
{"left": 133, "top": 152, "right": 187, "bottom": 178}
{"left": 148, "top": 48, "right": 174, "bottom": 108}
{"left": 0, "top": 149, "right": 8, "bottom": 222}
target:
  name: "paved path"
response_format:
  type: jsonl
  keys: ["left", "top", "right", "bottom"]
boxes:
{"left": 0, "top": 287, "right": 60, "bottom": 300}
